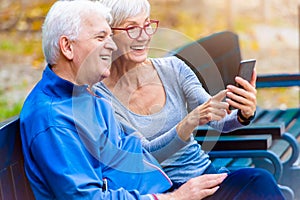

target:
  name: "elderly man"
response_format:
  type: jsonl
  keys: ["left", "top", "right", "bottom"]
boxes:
{"left": 20, "top": 1, "right": 284, "bottom": 200}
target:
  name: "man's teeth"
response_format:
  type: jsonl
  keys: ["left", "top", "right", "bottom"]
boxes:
{"left": 131, "top": 46, "right": 145, "bottom": 50}
{"left": 100, "top": 55, "right": 111, "bottom": 61}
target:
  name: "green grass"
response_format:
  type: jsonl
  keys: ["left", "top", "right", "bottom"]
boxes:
{"left": 0, "top": 33, "right": 42, "bottom": 122}
{"left": 0, "top": 33, "right": 42, "bottom": 57}
{"left": 0, "top": 99, "right": 23, "bottom": 121}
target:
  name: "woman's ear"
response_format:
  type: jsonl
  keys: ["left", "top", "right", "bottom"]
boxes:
{"left": 59, "top": 36, "right": 73, "bottom": 60}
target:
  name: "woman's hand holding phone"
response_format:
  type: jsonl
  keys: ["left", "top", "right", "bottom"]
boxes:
{"left": 226, "top": 59, "right": 257, "bottom": 122}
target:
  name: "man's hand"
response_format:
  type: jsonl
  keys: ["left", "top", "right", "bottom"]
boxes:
{"left": 157, "top": 173, "right": 228, "bottom": 200}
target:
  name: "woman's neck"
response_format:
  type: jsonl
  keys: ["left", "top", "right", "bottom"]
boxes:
{"left": 103, "top": 57, "right": 165, "bottom": 115}
{"left": 103, "top": 58, "right": 153, "bottom": 89}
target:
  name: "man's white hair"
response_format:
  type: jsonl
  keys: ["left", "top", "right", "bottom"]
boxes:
{"left": 42, "top": 0, "right": 112, "bottom": 65}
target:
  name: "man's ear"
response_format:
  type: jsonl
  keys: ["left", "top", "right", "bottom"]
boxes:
{"left": 59, "top": 36, "right": 73, "bottom": 60}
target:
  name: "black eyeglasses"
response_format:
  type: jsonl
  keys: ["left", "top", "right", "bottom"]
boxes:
{"left": 112, "top": 20, "right": 159, "bottom": 39}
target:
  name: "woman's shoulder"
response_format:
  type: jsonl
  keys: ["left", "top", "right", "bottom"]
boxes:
{"left": 151, "top": 56, "right": 190, "bottom": 74}
{"left": 151, "top": 56, "right": 185, "bottom": 66}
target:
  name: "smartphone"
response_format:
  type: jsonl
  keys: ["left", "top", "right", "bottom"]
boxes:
{"left": 236, "top": 59, "right": 256, "bottom": 87}
{"left": 229, "top": 59, "right": 256, "bottom": 109}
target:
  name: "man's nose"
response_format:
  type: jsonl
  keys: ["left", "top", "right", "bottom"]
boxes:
{"left": 106, "top": 36, "right": 118, "bottom": 51}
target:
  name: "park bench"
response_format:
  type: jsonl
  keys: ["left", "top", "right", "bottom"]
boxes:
{"left": 0, "top": 116, "right": 34, "bottom": 199}
{"left": 168, "top": 30, "right": 300, "bottom": 199}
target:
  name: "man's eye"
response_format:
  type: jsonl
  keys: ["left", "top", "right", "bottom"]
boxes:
{"left": 96, "top": 35, "right": 105, "bottom": 40}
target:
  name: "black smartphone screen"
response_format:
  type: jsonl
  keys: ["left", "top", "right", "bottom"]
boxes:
{"left": 236, "top": 59, "right": 256, "bottom": 87}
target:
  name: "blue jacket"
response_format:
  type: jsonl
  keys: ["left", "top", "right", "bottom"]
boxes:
{"left": 20, "top": 66, "right": 172, "bottom": 199}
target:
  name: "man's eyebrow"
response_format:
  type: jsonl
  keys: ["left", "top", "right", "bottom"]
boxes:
{"left": 96, "top": 30, "right": 108, "bottom": 35}
{"left": 92, "top": 30, "right": 110, "bottom": 37}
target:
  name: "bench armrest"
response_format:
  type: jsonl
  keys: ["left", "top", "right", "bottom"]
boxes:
{"left": 257, "top": 73, "right": 300, "bottom": 88}
{"left": 195, "top": 134, "right": 272, "bottom": 151}
{"left": 195, "top": 123, "right": 285, "bottom": 138}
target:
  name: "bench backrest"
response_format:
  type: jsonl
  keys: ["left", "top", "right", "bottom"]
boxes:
{"left": 0, "top": 116, "right": 34, "bottom": 199}
{"left": 169, "top": 31, "right": 242, "bottom": 95}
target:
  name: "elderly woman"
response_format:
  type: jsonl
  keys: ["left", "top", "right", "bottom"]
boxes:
{"left": 95, "top": 0, "right": 284, "bottom": 199}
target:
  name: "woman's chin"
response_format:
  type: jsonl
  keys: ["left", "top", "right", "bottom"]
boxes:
{"left": 130, "top": 54, "right": 148, "bottom": 63}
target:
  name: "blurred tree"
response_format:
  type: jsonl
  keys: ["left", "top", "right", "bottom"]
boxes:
{"left": 0, "top": 0, "right": 22, "bottom": 31}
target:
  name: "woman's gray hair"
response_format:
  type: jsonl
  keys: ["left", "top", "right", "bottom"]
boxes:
{"left": 42, "top": 0, "right": 112, "bottom": 65}
{"left": 99, "top": 0, "right": 150, "bottom": 27}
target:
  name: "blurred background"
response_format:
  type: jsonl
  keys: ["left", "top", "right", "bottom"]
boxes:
{"left": 0, "top": 0, "right": 299, "bottom": 121}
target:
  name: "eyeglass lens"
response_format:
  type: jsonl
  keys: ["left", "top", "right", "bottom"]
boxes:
{"left": 127, "top": 22, "right": 157, "bottom": 39}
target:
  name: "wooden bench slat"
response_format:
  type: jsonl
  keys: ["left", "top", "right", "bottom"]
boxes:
{"left": 274, "top": 108, "right": 300, "bottom": 127}
{"left": 195, "top": 123, "right": 284, "bottom": 138}
{"left": 196, "top": 135, "right": 272, "bottom": 151}
{"left": 211, "top": 158, "right": 234, "bottom": 169}
{"left": 230, "top": 158, "right": 253, "bottom": 167}
{"left": 253, "top": 109, "right": 282, "bottom": 124}
{"left": 228, "top": 158, "right": 253, "bottom": 169}
{"left": 269, "top": 139, "right": 290, "bottom": 158}
{"left": 287, "top": 119, "right": 300, "bottom": 138}
{"left": 0, "top": 168, "right": 15, "bottom": 200}
{"left": 0, "top": 117, "right": 34, "bottom": 200}
{"left": 257, "top": 74, "right": 300, "bottom": 88}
